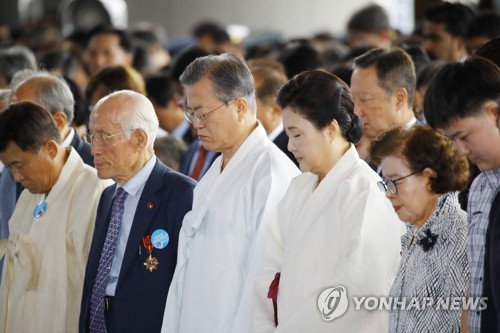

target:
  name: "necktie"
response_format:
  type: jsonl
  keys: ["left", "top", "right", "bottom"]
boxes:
{"left": 89, "top": 187, "right": 128, "bottom": 332}
{"left": 189, "top": 145, "right": 207, "bottom": 180}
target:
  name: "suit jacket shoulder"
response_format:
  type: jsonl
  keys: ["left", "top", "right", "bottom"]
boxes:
{"left": 79, "top": 159, "right": 195, "bottom": 332}
{"left": 273, "top": 130, "right": 298, "bottom": 167}
{"left": 71, "top": 134, "right": 94, "bottom": 167}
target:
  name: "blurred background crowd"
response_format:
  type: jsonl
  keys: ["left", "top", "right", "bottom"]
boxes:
{"left": 0, "top": 0, "right": 498, "bottom": 173}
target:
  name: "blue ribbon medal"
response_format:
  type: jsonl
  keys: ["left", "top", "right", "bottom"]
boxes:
{"left": 151, "top": 229, "right": 169, "bottom": 249}
{"left": 33, "top": 200, "right": 47, "bottom": 219}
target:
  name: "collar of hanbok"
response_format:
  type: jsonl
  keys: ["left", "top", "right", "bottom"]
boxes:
{"left": 0, "top": 148, "right": 83, "bottom": 291}
{"left": 171, "top": 122, "right": 269, "bottom": 308}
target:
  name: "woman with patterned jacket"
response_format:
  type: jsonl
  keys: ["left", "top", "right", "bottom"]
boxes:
{"left": 370, "top": 125, "right": 470, "bottom": 333}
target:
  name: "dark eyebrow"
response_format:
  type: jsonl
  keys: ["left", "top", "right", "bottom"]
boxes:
{"left": 6, "top": 161, "right": 22, "bottom": 168}
{"left": 446, "top": 130, "right": 463, "bottom": 139}
{"left": 186, "top": 104, "right": 203, "bottom": 113}
{"left": 382, "top": 172, "right": 400, "bottom": 179}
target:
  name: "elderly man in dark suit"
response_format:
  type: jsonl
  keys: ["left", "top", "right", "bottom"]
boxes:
{"left": 79, "top": 90, "right": 195, "bottom": 332}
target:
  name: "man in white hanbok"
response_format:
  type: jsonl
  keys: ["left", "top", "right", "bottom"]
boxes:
{"left": 161, "top": 53, "right": 299, "bottom": 333}
{"left": 0, "top": 102, "right": 110, "bottom": 333}
{"left": 254, "top": 71, "right": 404, "bottom": 332}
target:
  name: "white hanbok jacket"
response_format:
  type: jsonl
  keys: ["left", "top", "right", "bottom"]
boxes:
{"left": 254, "top": 145, "right": 404, "bottom": 333}
{"left": 162, "top": 123, "right": 300, "bottom": 333}
{"left": 0, "top": 148, "right": 111, "bottom": 333}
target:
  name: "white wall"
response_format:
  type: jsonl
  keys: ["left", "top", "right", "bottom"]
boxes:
{"left": 126, "top": 0, "right": 414, "bottom": 42}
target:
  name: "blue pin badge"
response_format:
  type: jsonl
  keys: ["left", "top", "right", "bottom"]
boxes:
{"left": 151, "top": 229, "right": 169, "bottom": 249}
{"left": 33, "top": 200, "right": 47, "bottom": 219}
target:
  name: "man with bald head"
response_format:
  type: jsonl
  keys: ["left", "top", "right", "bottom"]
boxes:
{"left": 79, "top": 90, "right": 195, "bottom": 332}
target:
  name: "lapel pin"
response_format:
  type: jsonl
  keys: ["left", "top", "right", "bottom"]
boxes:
{"left": 147, "top": 202, "right": 154, "bottom": 209}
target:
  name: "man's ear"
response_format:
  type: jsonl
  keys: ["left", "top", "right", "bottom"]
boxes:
{"left": 395, "top": 87, "right": 408, "bottom": 110}
{"left": 270, "top": 103, "right": 283, "bottom": 122}
{"left": 133, "top": 129, "right": 149, "bottom": 150}
{"left": 52, "top": 111, "right": 68, "bottom": 131}
{"left": 235, "top": 97, "right": 249, "bottom": 120}
{"left": 484, "top": 101, "right": 499, "bottom": 123}
{"left": 44, "top": 140, "right": 59, "bottom": 159}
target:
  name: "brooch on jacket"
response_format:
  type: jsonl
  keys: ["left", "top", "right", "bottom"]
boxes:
{"left": 141, "top": 229, "right": 170, "bottom": 272}
{"left": 417, "top": 229, "right": 438, "bottom": 252}
{"left": 142, "top": 235, "right": 159, "bottom": 272}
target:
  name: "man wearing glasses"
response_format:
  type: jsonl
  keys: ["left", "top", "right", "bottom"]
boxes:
{"left": 79, "top": 90, "right": 195, "bottom": 332}
{"left": 161, "top": 53, "right": 300, "bottom": 333}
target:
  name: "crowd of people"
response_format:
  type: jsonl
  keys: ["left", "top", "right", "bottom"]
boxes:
{"left": 0, "top": 1, "right": 499, "bottom": 332}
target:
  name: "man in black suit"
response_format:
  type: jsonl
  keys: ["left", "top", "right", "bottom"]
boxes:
{"left": 79, "top": 90, "right": 195, "bottom": 332}
{"left": 249, "top": 58, "right": 298, "bottom": 166}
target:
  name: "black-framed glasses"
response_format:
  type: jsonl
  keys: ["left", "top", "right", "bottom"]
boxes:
{"left": 377, "top": 171, "right": 421, "bottom": 195}
{"left": 84, "top": 131, "right": 130, "bottom": 146}
{"left": 183, "top": 99, "right": 233, "bottom": 124}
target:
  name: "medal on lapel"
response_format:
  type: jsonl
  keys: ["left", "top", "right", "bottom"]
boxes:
{"left": 142, "top": 235, "right": 159, "bottom": 272}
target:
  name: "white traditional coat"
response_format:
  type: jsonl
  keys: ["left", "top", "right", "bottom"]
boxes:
{"left": 0, "top": 148, "right": 110, "bottom": 333}
{"left": 162, "top": 123, "right": 300, "bottom": 333}
{"left": 254, "top": 145, "right": 404, "bottom": 333}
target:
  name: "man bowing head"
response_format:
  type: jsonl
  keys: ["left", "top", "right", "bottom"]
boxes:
{"left": 162, "top": 53, "right": 299, "bottom": 333}
{"left": 79, "top": 90, "right": 195, "bottom": 332}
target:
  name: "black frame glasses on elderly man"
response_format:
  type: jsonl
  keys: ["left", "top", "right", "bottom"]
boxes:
{"left": 377, "top": 171, "right": 421, "bottom": 195}
{"left": 183, "top": 99, "right": 233, "bottom": 124}
{"left": 84, "top": 131, "right": 130, "bottom": 146}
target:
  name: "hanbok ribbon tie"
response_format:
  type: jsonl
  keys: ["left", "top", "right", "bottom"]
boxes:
{"left": 267, "top": 272, "right": 281, "bottom": 327}
{"left": 1, "top": 239, "right": 39, "bottom": 291}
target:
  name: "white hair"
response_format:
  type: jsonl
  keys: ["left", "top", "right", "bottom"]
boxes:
{"left": 94, "top": 90, "right": 159, "bottom": 149}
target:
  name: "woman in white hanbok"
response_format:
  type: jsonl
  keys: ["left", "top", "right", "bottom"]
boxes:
{"left": 254, "top": 71, "right": 404, "bottom": 333}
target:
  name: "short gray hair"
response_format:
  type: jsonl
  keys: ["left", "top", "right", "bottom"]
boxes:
{"left": 94, "top": 90, "right": 159, "bottom": 149}
{"left": 180, "top": 53, "right": 256, "bottom": 114}
{"left": 11, "top": 70, "right": 75, "bottom": 124}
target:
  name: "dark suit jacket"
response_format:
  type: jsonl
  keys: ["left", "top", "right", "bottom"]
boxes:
{"left": 273, "top": 130, "right": 298, "bottom": 167}
{"left": 71, "top": 132, "right": 94, "bottom": 167}
{"left": 79, "top": 159, "right": 195, "bottom": 333}
{"left": 181, "top": 125, "right": 196, "bottom": 145}
{"left": 179, "top": 139, "right": 219, "bottom": 179}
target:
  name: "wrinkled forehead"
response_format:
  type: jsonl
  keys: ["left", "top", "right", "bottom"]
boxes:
{"left": 89, "top": 97, "right": 128, "bottom": 131}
